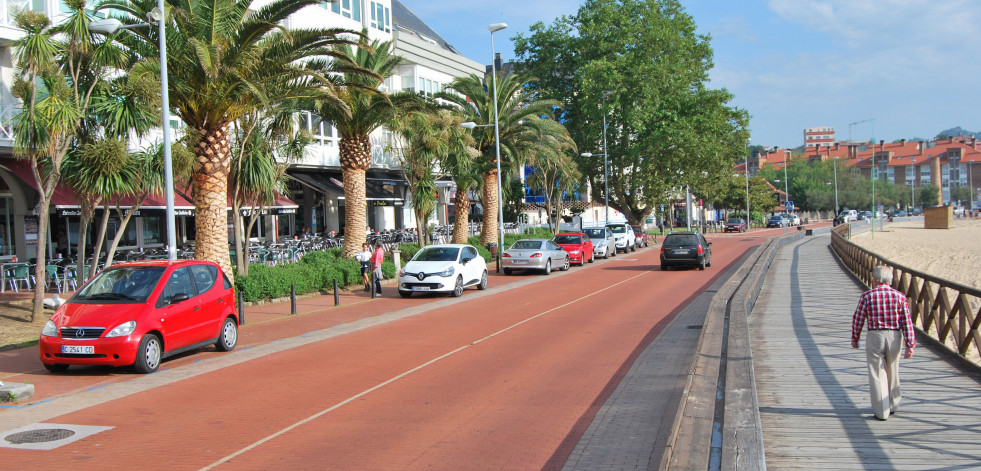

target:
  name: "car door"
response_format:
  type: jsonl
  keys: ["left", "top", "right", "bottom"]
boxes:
{"left": 463, "top": 246, "right": 482, "bottom": 283}
{"left": 155, "top": 267, "right": 202, "bottom": 350}
{"left": 187, "top": 264, "right": 227, "bottom": 343}
{"left": 546, "top": 241, "right": 563, "bottom": 265}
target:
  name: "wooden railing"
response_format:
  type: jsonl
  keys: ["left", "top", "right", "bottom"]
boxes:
{"left": 831, "top": 224, "right": 981, "bottom": 361}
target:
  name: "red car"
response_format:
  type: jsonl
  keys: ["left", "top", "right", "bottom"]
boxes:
{"left": 724, "top": 218, "right": 747, "bottom": 233}
{"left": 553, "top": 232, "right": 595, "bottom": 266}
{"left": 39, "top": 260, "right": 239, "bottom": 374}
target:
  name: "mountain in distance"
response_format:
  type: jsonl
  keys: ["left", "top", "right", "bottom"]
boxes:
{"left": 933, "top": 126, "right": 979, "bottom": 140}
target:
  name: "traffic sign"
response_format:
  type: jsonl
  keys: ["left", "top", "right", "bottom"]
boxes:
{"left": 784, "top": 201, "right": 794, "bottom": 210}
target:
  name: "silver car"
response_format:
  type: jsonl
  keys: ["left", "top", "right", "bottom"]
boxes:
{"left": 503, "top": 239, "right": 570, "bottom": 275}
{"left": 583, "top": 227, "right": 615, "bottom": 259}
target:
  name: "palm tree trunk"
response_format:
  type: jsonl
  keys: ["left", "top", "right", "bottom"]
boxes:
{"left": 480, "top": 171, "right": 498, "bottom": 245}
{"left": 193, "top": 125, "right": 234, "bottom": 278}
{"left": 414, "top": 206, "right": 428, "bottom": 248}
{"left": 90, "top": 203, "right": 110, "bottom": 279}
{"left": 340, "top": 135, "right": 372, "bottom": 257}
{"left": 452, "top": 188, "right": 471, "bottom": 244}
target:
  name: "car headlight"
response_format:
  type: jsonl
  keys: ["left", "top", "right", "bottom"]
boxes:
{"left": 436, "top": 266, "right": 455, "bottom": 277}
{"left": 105, "top": 321, "right": 137, "bottom": 338}
{"left": 399, "top": 269, "right": 405, "bottom": 277}
{"left": 570, "top": 249, "right": 580, "bottom": 254}
{"left": 41, "top": 320, "right": 58, "bottom": 337}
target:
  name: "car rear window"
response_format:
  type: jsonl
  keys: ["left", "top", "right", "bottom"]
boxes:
{"left": 609, "top": 225, "right": 628, "bottom": 233}
{"left": 554, "top": 235, "right": 581, "bottom": 245}
{"left": 583, "top": 228, "right": 604, "bottom": 238}
{"left": 511, "top": 240, "right": 543, "bottom": 250}
{"left": 664, "top": 235, "right": 698, "bottom": 247}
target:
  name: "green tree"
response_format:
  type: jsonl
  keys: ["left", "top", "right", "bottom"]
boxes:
{"left": 951, "top": 185, "right": 973, "bottom": 206}
{"left": 388, "top": 108, "right": 478, "bottom": 248}
{"left": 311, "top": 35, "right": 422, "bottom": 256}
{"left": 11, "top": 2, "right": 129, "bottom": 319}
{"left": 439, "top": 73, "right": 574, "bottom": 245}
{"left": 102, "top": 0, "right": 363, "bottom": 276}
{"left": 524, "top": 150, "right": 581, "bottom": 234}
{"left": 513, "top": 0, "right": 749, "bottom": 225}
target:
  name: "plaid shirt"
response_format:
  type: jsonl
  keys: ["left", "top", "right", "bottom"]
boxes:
{"left": 852, "top": 283, "right": 916, "bottom": 348}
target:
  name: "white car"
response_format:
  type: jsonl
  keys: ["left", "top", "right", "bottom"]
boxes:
{"left": 607, "top": 223, "right": 636, "bottom": 253}
{"left": 583, "top": 227, "right": 615, "bottom": 259}
{"left": 398, "top": 244, "right": 487, "bottom": 298}
{"left": 838, "top": 210, "right": 858, "bottom": 222}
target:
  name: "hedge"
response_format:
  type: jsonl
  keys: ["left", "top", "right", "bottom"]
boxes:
{"left": 234, "top": 228, "right": 560, "bottom": 302}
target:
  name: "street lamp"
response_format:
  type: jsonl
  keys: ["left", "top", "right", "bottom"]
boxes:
{"left": 735, "top": 172, "right": 749, "bottom": 230}
{"left": 783, "top": 150, "right": 791, "bottom": 210}
{"left": 833, "top": 156, "right": 839, "bottom": 216}
{"left": 581, "top": 151, "right": 608, "bottom": 228}
{"left": 90, "top": 7, "right": 176, "bottom": 261}
{"left": 906, "top": 179, "right": 915, "bottom": 211}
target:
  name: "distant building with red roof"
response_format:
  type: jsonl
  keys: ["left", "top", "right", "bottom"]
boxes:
{"left": 804, "top": 126, "right": 835, "bottom": 148}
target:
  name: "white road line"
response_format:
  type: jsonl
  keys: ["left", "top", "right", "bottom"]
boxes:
{"left": 200, "top": 269, "right": 653, "bottom": 470}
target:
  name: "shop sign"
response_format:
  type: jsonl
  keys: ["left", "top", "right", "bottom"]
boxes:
{"left": 24, "top": 215, "right": 38, "bottom": 247}
{"left": 371, "top": 200, "right": 391, "bottom": 207}
{"left": 274, "top": 207, "right": 297, "bottom": 214}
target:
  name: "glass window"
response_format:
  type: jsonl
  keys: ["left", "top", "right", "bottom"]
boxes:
{"left": 161, "top": 267, "right": 195, "bottom": 303}
{"left": 189, "top": 264, "right": 217, "bottom": 294}
{"left": 143, "top": 216, "right": 163, "bottom": 244}
{"left": 107, "top": 218, "right": 138, "bottom": 247}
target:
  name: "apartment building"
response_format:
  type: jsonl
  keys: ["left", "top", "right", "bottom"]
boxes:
{"left": 804, "top": 126, "right": 835, "bottom": 148}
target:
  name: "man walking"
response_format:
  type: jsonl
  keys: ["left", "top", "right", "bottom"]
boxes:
{"left": 851, "top": 266, "right": 915, "bottom": 421}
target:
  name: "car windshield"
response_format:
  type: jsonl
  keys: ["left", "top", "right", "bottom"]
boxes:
{"left": 664, "top": 235, "right": 698, "bottom": 247}
{"left": 727, "top": 219, "right": 743, "bottom": 224}
{"left": 632, "top": 227, "right": 642, "bottom": 234}
{"left": 609, "top": 225, "right": 628, "bottom": 233}
{"left": 412, "top": 247, "right": 460, "bottom": 262}
{"left": 73, "top": 266, "right": 165, "bottom": 303}
{"left": 554, "top": 235, "right": 582, "bottom": 245}
{"left": 511, "top": 240, "right": 543, "bottom": 250}
{"left": 583, "top": 228, "right": 605, "bottom": 238}
{"left": 769, "top": 216, "right": 782, "bottom": 221}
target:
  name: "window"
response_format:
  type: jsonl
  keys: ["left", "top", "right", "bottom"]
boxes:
{"left": 330, "top": 0, "right": 361, "bottom": 20}
{"left": 189, "top": 264, "right": 217, "bottom": 294}
{"left": 370, "top": 1, "right": 391, "bottom": 32}
{"left": 160, "top": 267, "right": 195, "bottom": 303}
{"left": 143, "top": 216, "right": 163, "bottom": 244}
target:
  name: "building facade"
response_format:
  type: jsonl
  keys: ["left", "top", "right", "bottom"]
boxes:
{"left": 804, "top": 126, "right": 835, "bottom": 148}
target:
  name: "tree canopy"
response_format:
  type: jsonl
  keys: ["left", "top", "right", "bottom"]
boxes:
{"left": 513, "top": 0, "right": 749, "bottom": 224}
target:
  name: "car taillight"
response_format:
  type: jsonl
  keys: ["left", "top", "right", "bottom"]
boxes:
{"left": 530, "top": 253, "right": 543, "bottom": 258}
{"left": 697, "top": 245, "right": 704, "bottom": 255}
{"left": 503, "top": 253, "right": 511, "bottom": 258}
{"left": 660, "top": 246, "right": 665, "bottom": 255}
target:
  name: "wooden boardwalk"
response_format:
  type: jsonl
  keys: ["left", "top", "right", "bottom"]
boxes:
{"left": 750, "top": 234, "right": 981, "bottom": 470}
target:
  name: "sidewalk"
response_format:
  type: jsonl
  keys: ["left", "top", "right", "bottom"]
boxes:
{"left": 750, "top": 233, "right": 981, "bottom": 469}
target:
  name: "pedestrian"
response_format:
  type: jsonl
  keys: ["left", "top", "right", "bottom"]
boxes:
{"left": 371, "top": 241, "right": 385, "bottom": 297}
{"left": 354, "top": 243, "right": 372, "bottom": 292}
{"left": 851, "top": 266, "right": 915, "bottom": 421}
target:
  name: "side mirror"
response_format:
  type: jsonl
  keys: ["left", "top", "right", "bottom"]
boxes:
{"left": 169, "top": 293, "right": 190, "bottom": 305}
{"left": 461, "top": 257, "right": 472, "bottom": 265}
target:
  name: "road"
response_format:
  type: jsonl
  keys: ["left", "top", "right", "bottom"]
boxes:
{"left": 1, "top": 233, "right": 766, "bottom": 469}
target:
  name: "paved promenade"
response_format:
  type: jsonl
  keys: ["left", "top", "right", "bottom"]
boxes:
{"left": 750, "top": 233, "right": 981, "bottom": 469}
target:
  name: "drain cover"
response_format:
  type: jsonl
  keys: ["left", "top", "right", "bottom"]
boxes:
{"left": 5, "top": 429, "right": 75, "bottom": 444}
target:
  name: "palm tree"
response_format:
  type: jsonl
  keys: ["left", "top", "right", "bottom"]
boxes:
{"left": 10, "top": 2, "right": 129, "bottom": 320}
{"left": 388, "top": 108, "right": 477, "bottom": 247}
{"left": 312, "top": 35, "right": 422, "bottom": 256}
{"left": 100, "top": 0, "right": 365, "bottom": 276}
{"left": 440, "top": 73, "right": 575, "bottom": 246}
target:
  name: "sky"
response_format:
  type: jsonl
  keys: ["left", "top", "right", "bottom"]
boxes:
{"left": 405, "top": 0, "right": 981, "bottom": 149}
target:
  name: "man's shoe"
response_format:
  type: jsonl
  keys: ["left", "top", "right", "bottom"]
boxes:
{"left": 374, "top": 293, "right": 383, "bottom": 298}
{"left": 870, "top": 415, "right": 887, "bottom": 421}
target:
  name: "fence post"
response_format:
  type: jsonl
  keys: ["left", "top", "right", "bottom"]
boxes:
{"left": 290, "top": 284, "right": 296, "bottom": 314}
{"left": 333, "top": 278, "right": 339, "bottom": 306}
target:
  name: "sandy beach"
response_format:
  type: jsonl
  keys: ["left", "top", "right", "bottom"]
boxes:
{"left": 850, "top": 217, "right": 981, "bottom": 290}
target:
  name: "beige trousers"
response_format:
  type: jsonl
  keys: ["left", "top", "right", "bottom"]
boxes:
{"left": 866, "top": 330, "right": 903, "bottom": 419}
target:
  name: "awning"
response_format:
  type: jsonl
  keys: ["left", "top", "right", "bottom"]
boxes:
{"left": 0, "top": 158, "right": 77, "bottom": 208}
{"left": 288, "top": 169, "right": 404, "bottom": 205}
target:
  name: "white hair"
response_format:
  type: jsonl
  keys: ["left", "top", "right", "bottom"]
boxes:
{"left": 873, "top": 266, "right": 892, "bottom": 285}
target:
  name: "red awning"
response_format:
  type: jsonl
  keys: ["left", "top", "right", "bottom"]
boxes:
{"left": 0, "top": 158, "right": 77, "bottom": 207}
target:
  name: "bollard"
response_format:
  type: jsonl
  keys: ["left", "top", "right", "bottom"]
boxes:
{"left": 291, "top": 284, "right": 297, "bottom": 314}
{"left": 370, "top": 272, "right": 376, "bottom": 298}
{"left": 333, "top": 278, "right": 339, "bottom": 306}
{"left": 237, "top": 292, "right": 245, "bottom": 325}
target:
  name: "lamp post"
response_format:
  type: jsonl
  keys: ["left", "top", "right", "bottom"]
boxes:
{"left": 735, "top": 172, "right": 750, "bottom": 230}
{"left": 907, "top": 179, "right": 915, "bottom": 211}
{"left": 581, "top": 150, "right": 608, "bottom": 228}
{"left": 90, "top": 7, "right": 176, "bottom": 261}
{"left": 783, "top": 150, "right": 791, "bottom": 210}
{"left": 489, "top": 23, "right": 507, "bottom": 274}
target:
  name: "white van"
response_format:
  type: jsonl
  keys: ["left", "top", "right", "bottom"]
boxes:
{"left": 838, "top": 210, "right": 858, "bottom": 222}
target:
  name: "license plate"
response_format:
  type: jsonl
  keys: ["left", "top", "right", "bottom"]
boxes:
{"left": 62, "top": 345, "right": 94, "bottom": 354}
{"left": 412, "top": 286, "right": 431, "bottom": 292}
{"left": 512, "top": 260, "right": 527, "bottom": 265}
{"left": 673, "top": 249, "right": 688, "bottom": 255}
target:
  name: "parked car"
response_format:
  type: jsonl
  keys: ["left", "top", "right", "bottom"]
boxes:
{"left": 838, "top": 209, "right": 858, "bottom": 222}
{"left": 766, "top": 215, "right": 785, "bottom": 228}
{"left": 39, "top": 260, "right": 239, "bottom": 374}
{"left": 911, "top": 208, "right": 922, "bottom": 216}
{"left": 398, "top": 244, "right": 487, "bottom": 298}
{"left": 631, "top": 225, "right": 650, "bottom": 247}
{"left": 583, "top": 227, "right": 615, "bottom": 259}
{"left": 554, "top": 232, "right": 595, "bottom": 266}
{"left": 858, "top": 211, "right": 873, "bottom": 221}
{"left": 892, "top": 210, "right": 908, "bottom": 217}
{"left": 607, "top": 223, "right": 636, "bottom": 253}
{"left": 723, "top": 218, "right": 747, "bottom": 233}
{"left": 503, "top": 239, "right": 570, "bottom": 275}
{"left": 660, "top": 231, "right": 712, "bottom": 271}
{"left": 788, "top": 213, "right": 801, "bottom": 226}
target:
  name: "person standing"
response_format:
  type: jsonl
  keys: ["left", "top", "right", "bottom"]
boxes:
{"left": 371, "top": 241, "right": 385, "bottom": 297}
{"left": 354, "top": 243, "right": 372, "bottom": 292}
{"left": 851, "top": 266, "right": 915, "bottom": 421}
